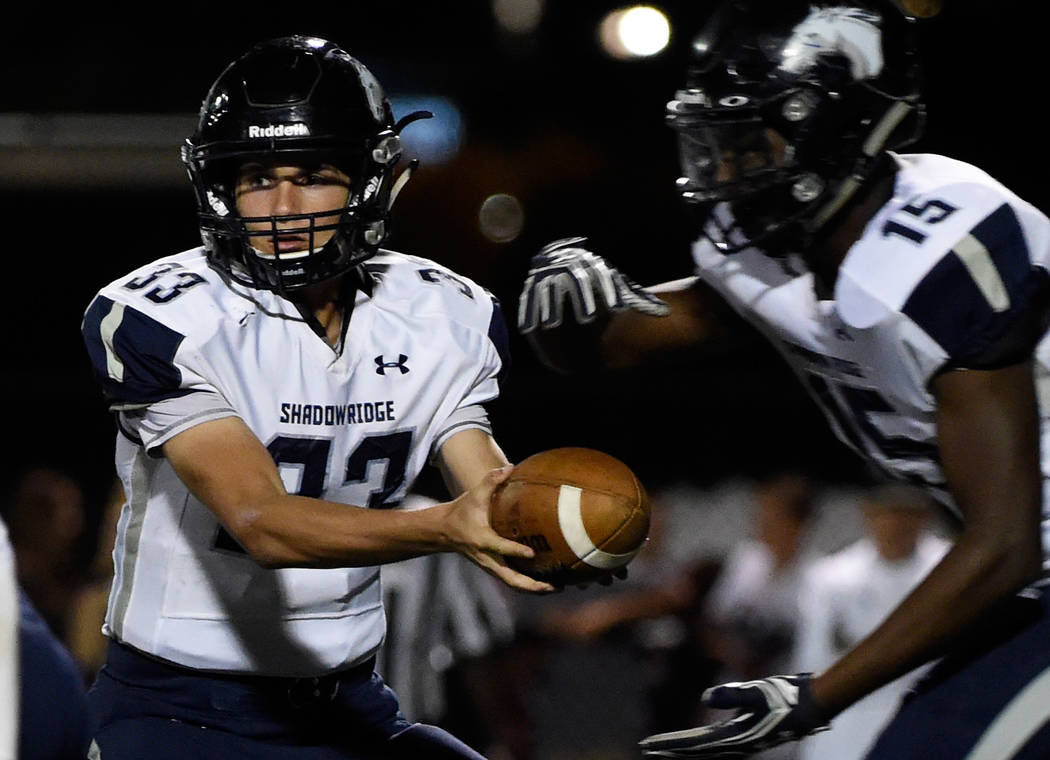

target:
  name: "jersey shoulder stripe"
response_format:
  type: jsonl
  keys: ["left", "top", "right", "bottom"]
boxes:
{"left": 902, "top": 202, "right": 1039, "bottom": 360}
{"left": 82, "top": 294, "right": 190, "bottom": 408}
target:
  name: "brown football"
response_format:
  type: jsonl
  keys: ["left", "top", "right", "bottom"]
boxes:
{"left": 490, "top": 447, "right": 651, "bottom": 586}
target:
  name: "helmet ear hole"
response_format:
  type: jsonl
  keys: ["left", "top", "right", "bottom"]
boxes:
{"left": 371, "top": 134, "right": 402, "bottom": 165}
{"left": 792, "top": 174, "right": 825, "bottom": 203}
{"left": 781, "top": 90, "right": 819, "bottom": 123}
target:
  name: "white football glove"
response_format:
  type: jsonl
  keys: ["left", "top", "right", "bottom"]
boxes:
{"left": 638, "top": 674, "right": 831, "bottom": 758}
{"left": 517, "top": 237, "right": 670, "bottom": 334}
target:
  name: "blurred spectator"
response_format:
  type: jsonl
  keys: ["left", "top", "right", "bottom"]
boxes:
{"left": 377, "top": 491, "right": 525, "bottom": 760}
{"left": 66, "top": 478, "right": 124, "bottom": 682}
{"left": 794, "top": 483, "right": 952, "bottom": 760}
{"left": 697, "top": 472, "right": 819, "bottom": 760}
{"left": 703, "top": 472, "right": 818, "bottom": 682}
{"left": 2, "top": 467, "right": 88, "bottom": 641}
{"left": 511, "top": 475, "right": 908, "bottom": 758}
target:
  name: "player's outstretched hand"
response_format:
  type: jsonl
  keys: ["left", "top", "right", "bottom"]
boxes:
{"left": 638, "top": 674, "right": 830, "bottom": 758}
{"left": 518, "top": 237, "right": 670, "bottom": 334}
{"left": 444, "top": 466, "right": 556, "bottom": 595}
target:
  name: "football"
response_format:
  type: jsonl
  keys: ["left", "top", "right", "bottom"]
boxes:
{"left": 490, "top": 447, "right": 651, "bottom": 586}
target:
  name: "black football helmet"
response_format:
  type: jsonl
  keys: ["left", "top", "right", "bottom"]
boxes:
{"left": 666, "top": 1, "right": 924, "bottom": 254}
{"left": 182, "top": 36, "right": 430, "bottom": 292}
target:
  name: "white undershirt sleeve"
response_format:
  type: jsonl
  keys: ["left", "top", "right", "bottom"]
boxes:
{"left": 429, "top": 404, "right": 492, "bottom": 463}
{"left": 119, "top": 390, "right": 240, "bottom": 456}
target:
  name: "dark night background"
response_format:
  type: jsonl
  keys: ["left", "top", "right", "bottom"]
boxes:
{"left": 1, "top": 1, "right": 1043, "bottom": 550}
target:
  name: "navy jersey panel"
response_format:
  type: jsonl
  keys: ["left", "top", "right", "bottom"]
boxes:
{"left": 902, "top": 203, "right": 1050, "bottom": 369}
{"left": 82, "top": 295, "right": 189, "bottom": 407}
{"left": 487, "top": 295, "right": 512, "bottom": 389}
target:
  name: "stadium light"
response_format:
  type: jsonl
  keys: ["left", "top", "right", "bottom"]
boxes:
{"left": 599, "top": 5, "right": 671, "bottom": 60}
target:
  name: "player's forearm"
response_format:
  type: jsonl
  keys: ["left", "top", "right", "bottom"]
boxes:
{"left": 528, "top": 298, "right": 710, "bottom": 374}
{"left": 525, "top": 316, "right": 613, "bottom": 374}
{"left": 810, "top": 527, "right": 1041, "bottom": 716}
{"left": 600, "top": 277, "right": 720, "bottom": 370}
{"left": 813, "top": 362, "right": 1047, "bottom": 716}
{"left": 166, "top": 417, "right": 470, "bottom": 568}
{"left": 230, "top": 492, "right": 458, "bottom": 569}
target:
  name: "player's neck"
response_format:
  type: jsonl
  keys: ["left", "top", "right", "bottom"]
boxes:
{"left": 809, "top": 165, "right": 898, "bottom": 298}
{"left": 297, "top": 277, "right": 346, "bottom": 348}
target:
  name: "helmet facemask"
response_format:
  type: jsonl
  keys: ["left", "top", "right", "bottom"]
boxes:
{"left": 186, "top": 135, "right": 404, "bottom": 293}
{"left": 182, "top": 36, "right": 428, "bottom": 295}
{"left": 668, "top": 89, "right": 815, "bottom": 253}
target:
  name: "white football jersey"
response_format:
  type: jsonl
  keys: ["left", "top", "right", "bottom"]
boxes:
{"left": 81, "top": 247, "right": 511, "bottom": 676}
{"left": 693, "top": 153, "right": 1050, "bottom": 557}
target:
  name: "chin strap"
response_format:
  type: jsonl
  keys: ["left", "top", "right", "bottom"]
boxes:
{"left": 387, "top": 159, "right": 418, "bottom": 211}
{"left": 378, "top": 109, "right": 433, "bottom": 216}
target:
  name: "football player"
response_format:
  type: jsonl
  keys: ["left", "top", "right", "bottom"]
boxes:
{"left": 518, "top": 2, "right": 1050, "bottom": 758}
{"left": 81, "top": 36, "right": 553, "bottom": 759}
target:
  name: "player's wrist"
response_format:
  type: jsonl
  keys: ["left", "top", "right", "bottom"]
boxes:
{"left": 795, "top": 674, "right": 835, "bottom": 729}
{"left": 406, "top": 500, "right": 459, "bottom": 552}
{"left": 524, "top": 311, "right": 610, "bottom": 373}
{"left": 432, "top": 493, "right": 499, "bottom": 555}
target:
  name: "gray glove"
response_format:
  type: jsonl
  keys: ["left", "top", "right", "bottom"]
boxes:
{"left": 638, "top": 674, "right": 831, "bottom": 758}
{"left": 517, "top": 237, "right": 670, "bottom": 334}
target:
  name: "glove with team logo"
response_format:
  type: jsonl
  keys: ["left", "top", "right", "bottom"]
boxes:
{"left": 517, "top": 237, "right": 670, "bottom": 334}
{"left": 638, "top": 674, "right": 831, "bottom": 758}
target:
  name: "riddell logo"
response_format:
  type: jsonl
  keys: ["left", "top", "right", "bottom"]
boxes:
{"left": 247, "top": 123, "right": 310, "bottom": 138}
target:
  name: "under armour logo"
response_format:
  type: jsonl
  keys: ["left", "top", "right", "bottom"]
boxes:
{"left": 375, "top": 354, "right": 409, "bottom": 375}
